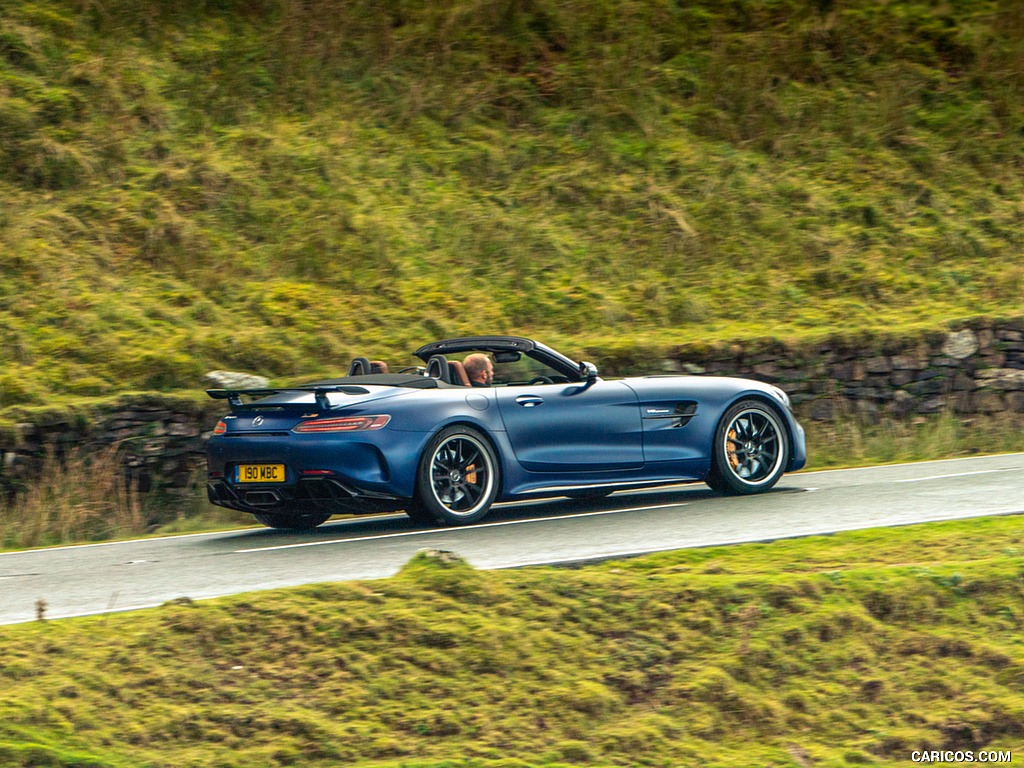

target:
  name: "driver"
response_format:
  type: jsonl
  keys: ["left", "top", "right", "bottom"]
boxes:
{"left": 463, "top": 354, "right": 494, "bottom": 387}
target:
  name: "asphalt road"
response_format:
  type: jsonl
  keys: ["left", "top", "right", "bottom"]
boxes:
{"left": 2, "top": 453, "right": 1022, "bottom": 625}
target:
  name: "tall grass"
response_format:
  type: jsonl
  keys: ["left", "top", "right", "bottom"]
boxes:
{"left": 805, "top": 411, "right": 1024, "bottom": 469}
{"left": 0, "top": 444, "right": 142, "bottom": 548}
{"left": 0, "top": 443, "right": 249, "bottom": 548}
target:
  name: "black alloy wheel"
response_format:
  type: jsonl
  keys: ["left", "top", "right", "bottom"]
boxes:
{"left": 412, "top": 425, "right": 500, "bottom": 525}
{"left": 706, "top": 399, "right": 789, "bottom": 495}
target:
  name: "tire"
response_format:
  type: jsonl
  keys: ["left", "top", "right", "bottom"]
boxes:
{"left": 403, "top": 502, "right": 439, "bottom": 526}
{"left": 706, "top": 399, "right": 789, "bottom": 495}
{"left": 414, "top": 425, "right": 501, "bottom": 526}
{"left": 253, "top": 511, "right": 332, "bottom": 530}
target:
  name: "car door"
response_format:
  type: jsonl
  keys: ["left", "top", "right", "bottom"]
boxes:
{"left": 495, "top": 381, "right": 644, "bottom": 472}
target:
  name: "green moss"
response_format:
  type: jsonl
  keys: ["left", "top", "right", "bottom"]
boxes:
{"left": 0, "top": 515, "right": 1022, "bottom": 766}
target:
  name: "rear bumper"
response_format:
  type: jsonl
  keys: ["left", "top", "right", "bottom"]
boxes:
{"left": 207, "top": 428, "right": 432, "bottom": 505}
{"left": 207, "top": 476, "right": 404, "bottom": 516}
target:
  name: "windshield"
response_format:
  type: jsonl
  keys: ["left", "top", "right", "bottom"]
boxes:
{"left": 405, "top": 337, "right": 586, "bottom": 385}
{"left": 490, "top": 354, "right": 570, "bottom": 386}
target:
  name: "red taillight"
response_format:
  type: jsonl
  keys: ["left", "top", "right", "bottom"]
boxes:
{"left": 300, "top": 469, "right": 336, "bottom": 476}
{"left": 213, "top": 420, "right": 227, "bottom": 435}
{"left": 292, "top": 415, "right": 391, "bottom": 433}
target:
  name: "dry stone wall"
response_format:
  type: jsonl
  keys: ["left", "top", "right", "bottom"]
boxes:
{"left": 0, "top": 397, "right": 220, "bottom": 510}
{"left": 659, "top": 320, "right": 1024, "bottom": 424}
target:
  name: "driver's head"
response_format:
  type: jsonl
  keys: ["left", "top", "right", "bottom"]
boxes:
{"left": 464, "top": 353, "right": 493, "bottom": 386}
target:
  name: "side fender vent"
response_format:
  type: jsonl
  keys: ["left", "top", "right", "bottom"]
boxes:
{"left": 673, "top": 400, "right": 698, "bottom": 427}
{"left": 642, "top": 400, "right": 698, "bottom": 428}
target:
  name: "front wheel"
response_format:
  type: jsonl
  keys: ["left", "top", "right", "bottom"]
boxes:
{"left": 253, "top": 511, "right": 332, "bottom": 530}
{"left": 414, "top": 426, "right": 501, "bottom": 525}
{"left": 706, "top": 400, "right": 789, "bottom": 495}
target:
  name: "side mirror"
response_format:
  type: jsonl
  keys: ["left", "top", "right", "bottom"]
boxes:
{"left": 579, "top": 361, "right": 599, "bottom": 382}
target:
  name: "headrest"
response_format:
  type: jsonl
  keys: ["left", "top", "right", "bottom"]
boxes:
{"left": 425, "top": 354, "right": 451, "bottom": 383}
{"left": 347, "top": 357, "right": 372, "bottom": 376}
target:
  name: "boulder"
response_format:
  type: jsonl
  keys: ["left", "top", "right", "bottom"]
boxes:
{"left": 941, "top": 329, "right": 979, "bottom": 360}
{"left": 203, "top": 371, "right": 271, "bottom": 390}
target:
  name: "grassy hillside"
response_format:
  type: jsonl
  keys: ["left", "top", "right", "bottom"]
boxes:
{"left": 1, "top": 515, "right": 1022, "bottom": 767}
{"left": 1, "top": 0, "right": 1023, "bottom": 405}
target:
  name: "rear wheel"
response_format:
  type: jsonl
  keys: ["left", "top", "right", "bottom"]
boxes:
{"left": 414, "top": 426, "right": 500, "bottom": 526}
{"left": 253, "top": 511, "right": 332, "bottom": 530}
{"left": 706, "top": 400, "right": 789, "bottom": 495}
{"left": 403, "top": 502, "right": 438, "bottom": 526}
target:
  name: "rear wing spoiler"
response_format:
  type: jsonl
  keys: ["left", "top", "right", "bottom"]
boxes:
{"left": 206, "top": 386, "right": 370, "bottom": 411}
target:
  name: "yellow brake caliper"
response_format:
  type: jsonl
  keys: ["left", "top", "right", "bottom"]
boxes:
{"left": 727, "top": 428, "right": 741, "bottom": 470}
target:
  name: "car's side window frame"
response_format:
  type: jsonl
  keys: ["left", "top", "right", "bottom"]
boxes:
{"left": 491, "top": 352, "right": 564, "bottom": 387}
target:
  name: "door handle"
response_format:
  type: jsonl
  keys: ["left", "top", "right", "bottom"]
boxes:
{"left": 515, "top": 395, "right": 544, "bottom": 407}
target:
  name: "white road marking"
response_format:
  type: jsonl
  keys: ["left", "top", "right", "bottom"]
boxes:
{"left": 0, "top": 515, "right": 410, "bottom": 557}
{"left": 795, "top": 452, "right": 1023, "bottom": 476}
{"left": 234, "top": 503, "right": 688, "bottom": 554}
{"left": 1, "top": 601, "right": 171, "bottom": 626}
{"left": 0, "top": 527, "right": 262, "bottom": 557}
{"left": 497, "top": 508, "right": 1024, "bottom": 570}
{"left": 894, "top": 469, "right": 1019, "bottom": 484}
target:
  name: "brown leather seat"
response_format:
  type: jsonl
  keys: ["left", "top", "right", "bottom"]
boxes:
{"left": 448, "top": 360, "right": 470, "bottom": 386}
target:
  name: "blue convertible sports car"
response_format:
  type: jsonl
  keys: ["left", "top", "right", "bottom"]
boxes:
{"left": 206, "top": 336, "right": 807, "bottom": 529}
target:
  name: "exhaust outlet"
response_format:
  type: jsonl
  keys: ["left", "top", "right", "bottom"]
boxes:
{"left": 244, "top": 490, "right": 282, "bottom": 506}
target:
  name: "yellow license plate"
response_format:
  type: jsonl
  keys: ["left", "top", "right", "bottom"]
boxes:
{"left": 236, "top": 464, "right": 286, "bottom": 483}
